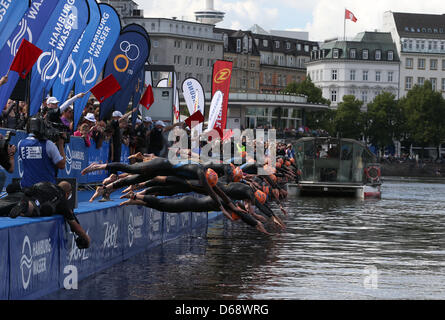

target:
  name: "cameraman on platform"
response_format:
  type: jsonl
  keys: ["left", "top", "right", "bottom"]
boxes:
{"left": 17, "top": 117, "right": 67, "bottom": 190}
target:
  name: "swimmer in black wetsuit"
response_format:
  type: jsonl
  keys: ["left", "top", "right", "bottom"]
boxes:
{"left": 81, "top": 157, "right": 247, "bottom": 220}
{"left": 119, "top": 192, "right": 272, "bottom": 235}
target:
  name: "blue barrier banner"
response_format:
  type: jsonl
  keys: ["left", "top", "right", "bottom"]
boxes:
{"left": 59, "top": 212, "right": 96, "bottom": 285}
{"left": 122, "top": 205, "right": 148, "bottom": 258}
{"left": 179, "top": 211, "right": 192, "bottom": 235}
{"left": 9, "top": 219, "right": 60, "bottom": 300}
{"left": 0, "top": 227, "right": 8, "bottom": 299}
{"left": 0, "top": 0, "right": 59, "bottom": 114}
{"left": 163, "top": 212, "right": 182, "bottom": 243}
{"left": 100, "top": 30, "right": 149, "bottom": 119}
{"left": 52, "top": 0, "right": 100, "bottom": 104}
{"left": 95, "top": 206, "right": 123, "bottom": 266}
{"left": 58, "top": 136, "right": 89, "bottom": 183}
{"left": 87, "top": 140, "right": 110, "bottom": 183}
{"left": 73, "top": 3, "right": 121, "bottom": 129}
{"left": 147, "top": 207, "right": 163, "bottom": 248}
{"left": 29, "top": 0, "right": 89, "bottom": 116}
{"left": 0, "top": 0, "right": 29, "bottom": 53}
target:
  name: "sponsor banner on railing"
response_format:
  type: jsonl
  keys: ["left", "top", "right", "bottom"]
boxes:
{"left": 9, "top": 219, "right": 60, "bottom": 300}
{"left": 95, "top": 206, "right": 124, "bottom": 266}
{"left": 58, "top": 136, "right": 90, "bottom": 183}
{"left": 59, "top": 212, "right": 96, "bottom": 285}
{"left": 146, "top": 207, "right": 163, "bottom": 248}
{"left": 86, "top": 140, "right": 111, "bottom": 183}
{"left": 122, "top": 205, "right": 149, "bottom": 258}
{"left": 0, "top": 227, "right": 8, "bottom": 299}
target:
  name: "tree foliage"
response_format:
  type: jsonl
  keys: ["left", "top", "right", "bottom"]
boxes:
{"left": 334, "top": 95, "right": 364, "bottom": 140}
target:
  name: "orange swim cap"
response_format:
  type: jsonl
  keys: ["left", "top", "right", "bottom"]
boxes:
{"left": 285, "top": 161, "right": 291, "bottom": 167}
{"left": 269, "top": 174, "right": 277, "bottom": 184}
{"left": 205, "top": 168, "right": 218, "bottom": 187}
{"left": 290, "top": 158, "right": 295, "bottom": 164}
{"left": 276, "top": 162, "right": 282, "bottom": 169}
{"left": 232, "top": 166, "right": 243, "bottom": 182}
{"left": 231, "top": 212, "right": 240, "bottom": 220}
{"left": 255, "top": 190, "right": 267, "bottom": 204}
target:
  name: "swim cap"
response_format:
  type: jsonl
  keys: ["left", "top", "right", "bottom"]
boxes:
{"left": 255, "top": 190, "right": 267, "bottom": 204}
{"left": 278, "top": 158, "right": 284, "bottom": 164}
{"left": 269, "top": 174, "right": 277, "bottom": 184}
{"left": 276, "top": 162, "right": 282, "bottom": 169}
{"left": 232, "top": 166, "right": 243, "bottom": 182}
{"left": 205, "top": 168, "right": 218, "bottom": 187}
{"left": 290, "top": 158, "right": 295, "bottom": 164}
{"left": 285, "top": 161, "right": 291, "bottom": 167}
{"left": 231, "top": 212, "right": 240, "bottom": 221}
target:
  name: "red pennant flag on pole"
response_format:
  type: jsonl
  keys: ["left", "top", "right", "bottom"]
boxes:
{"left": 140, "top": 84, "right": 155, "bottom": 110}
{"left": 9, "top": 39, "right": 43, "bottom": 79}
{"left": 90, "top": 74, "right": 121, "bottom": 103}
{"left": 185, "top": 110, "right": 204, "bottom": 129}
{"left": 345, "top": 9, "right": 357, "bottom": 22}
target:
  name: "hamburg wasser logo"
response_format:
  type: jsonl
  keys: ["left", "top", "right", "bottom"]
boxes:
{"left": 79, "top": 57, "right": 97, "bottom": 85}
{"left": 65, "top": 145, "right": 72, "bottom": 175}
{"left": 214, "top": 68, "right": 231, "bottom": 84}
{"left": 20, "top": 235, "right": 52, "bottom": 290}
{"left": 128, "top": 212, "right": 134, "bottom": 247}
{"left": 7, "top": 18, "right": 32, "bottom": 55}
{"left": 37, "top": 49, "right": 60, "bottom": 81}
{"left": 20, "top": 236, "right": 32, "bottom": 290}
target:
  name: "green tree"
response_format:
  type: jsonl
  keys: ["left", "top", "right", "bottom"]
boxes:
{"left": 284, "top": 77, "right": 334, "bottom": 133}
{"left": 399, "top": 81, "right": 445, "bottom": 158}
{"left": 366, "top": 92, "right": 403, "bottom": 154}
{"left": 334, "top": 95, "right": 365, "bottom": 140}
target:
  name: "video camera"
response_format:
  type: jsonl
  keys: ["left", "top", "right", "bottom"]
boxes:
{"left": 0, "top": 130, "right": 16, "bottom": 172}
{"left": 29, "top": 116, "right": 70, "bottom": 144}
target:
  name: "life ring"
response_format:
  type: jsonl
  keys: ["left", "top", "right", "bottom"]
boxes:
{"left": 364, "top": 166, "right": 381, "bottom": 182}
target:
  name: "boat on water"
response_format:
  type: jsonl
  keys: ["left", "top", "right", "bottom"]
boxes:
{"left": 287, "top": 136, "right": 382, "bottom": 199}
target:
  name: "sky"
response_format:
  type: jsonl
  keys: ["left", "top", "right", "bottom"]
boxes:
{"left": 135, "top": 0, "right": 445, "bottom": 42}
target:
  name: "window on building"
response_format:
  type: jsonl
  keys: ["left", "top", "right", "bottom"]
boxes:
{"left": 362, "top": 49, "right": 368, "bottom": 59}
{"left": 286, "top": 42, "right": 291, "bottom": 50}
{"left": 388, "top": 71, "right": 393, "bottom": 82}
{"left": 431, "top": 78, "right": 437, "bottom": 91}
{"left": 331, "top": 89, "right": 337, "bottom": 102}
{"left": 350, "top": 69, "right": 356, "bottom": 81}
{"left": 406, "top": 57, "right": 413, "bottom": 68}
{"left": 376, "top": 71, "right": 381, "bottom": 82}
{"left": 236, "top": 39, "right": 241, "bottom": 52}
{"left": 263, "top": 39, "right": 268, "bottom": 47}
{"left": 405, "top": 77, "right": 412, "bottom": 90}
{"left": 363, "top": 70, "right": 368, "bottom": 81}
{"left": 418, "top": 77, "right": 425, "bottom": 85}
{"left": 153, "top": 41, "right": 159, "bottom": 48}
{"left": 388, "top": 51, "right": 394, "bottom": 61}
{"left": 441, "top": 78, "right": 445, "bottom": 91}
{"left": 331, "top": 69, "right": 338, "bottom": 80}
{"left": 361, "top": 90, "right": 368, "bottom": 103}
{"left": 333, "top": 49, "right": 339, "bottom": 59}
{"left": 297, "top": 43, "right": 302, "bottom": 51}
{"left": 375, "top": 50, "right": 381, "bottom": 60}
{"left": 418, "top": 58, "right": 425, "bottom": 69}
{"left": 223, "top": 34, "right": 228, "bottom": 49}
{"left": 430, "top": 59, "right": 438, "bottom": 70}
{"left": 275, "top": 41, "right": 280, "bottom": 49}
{"left": 304, "top": 45, "right": 309, "bottom": 52}
{"left": 350, "top": 48, "right": 356, "bottom": 59}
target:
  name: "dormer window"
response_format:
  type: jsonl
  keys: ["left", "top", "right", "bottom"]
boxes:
{"left": 362, "top": 49, "right": 369, "bottom": 60}
{"left": 388, "top": 50, "right": 394, "bottom": 61}
{"left": 275, "top": 41, "right": 280, "bottom": 49}
{"left": 333, "top": 49, "right": 339, "bottom": 59}
{"left": 236, "top": 39, "right": 241, "bottom": 52}
{"left": 286, "top": 42, "right": 291, "bottom": 50}
{"left": 350, "top": 48, "right": 356, "bottom": 58}
{"left": 375, "top": 50, "right": 381, "bottom": 60}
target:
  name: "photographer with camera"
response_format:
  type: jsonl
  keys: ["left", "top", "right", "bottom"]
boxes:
{"left": 8, "top": 180, "right": 90, "bottom": 249}
{"left": 17, "top": 117, "right": 67, "bottom": 190}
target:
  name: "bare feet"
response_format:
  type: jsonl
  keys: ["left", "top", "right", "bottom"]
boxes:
{"left": 255, "top": 221, "right": 273, "bottom": 236}
{"left": 89, "top": 186, "right": 104, "bottom": 202}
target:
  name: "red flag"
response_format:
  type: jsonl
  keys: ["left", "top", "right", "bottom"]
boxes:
{"left": 90, "top": 74, "right": 121, "bottom": 103}
{"left": 345, "top": 9, "right": 357, "bottom": 22}
{"left": 9, "top": 39, "right": 43, "bottom": 79}
{"left": 211, "top": 60, "right": 233, "bottom": 132}
{"left": 185, "top": 110, "right": 204, "bottom": 128}
{"left": 140, "top": 84, "right": 154, "bottom": 110}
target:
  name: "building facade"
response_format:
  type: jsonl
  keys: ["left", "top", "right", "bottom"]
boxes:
{"left": 306, "top": 32, "right": 400, "bottom": 109}
{"left": 101, "top": 0, "right": 224, "bottom": 91}
{"left": 383, "top": 11, "right": 445, "bottom": 98}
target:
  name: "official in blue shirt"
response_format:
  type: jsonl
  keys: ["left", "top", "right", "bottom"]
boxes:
{"left": 17, "top": 131, "right": 66, "bottom": 189}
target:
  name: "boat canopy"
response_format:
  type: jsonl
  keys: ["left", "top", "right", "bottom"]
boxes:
{"left": 293, "top": 137, "right": 378, "bottom": 184}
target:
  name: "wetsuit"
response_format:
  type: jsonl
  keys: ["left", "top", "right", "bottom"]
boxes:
{"left": 139, "top": 194, "right": 258, "bottom": 227}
